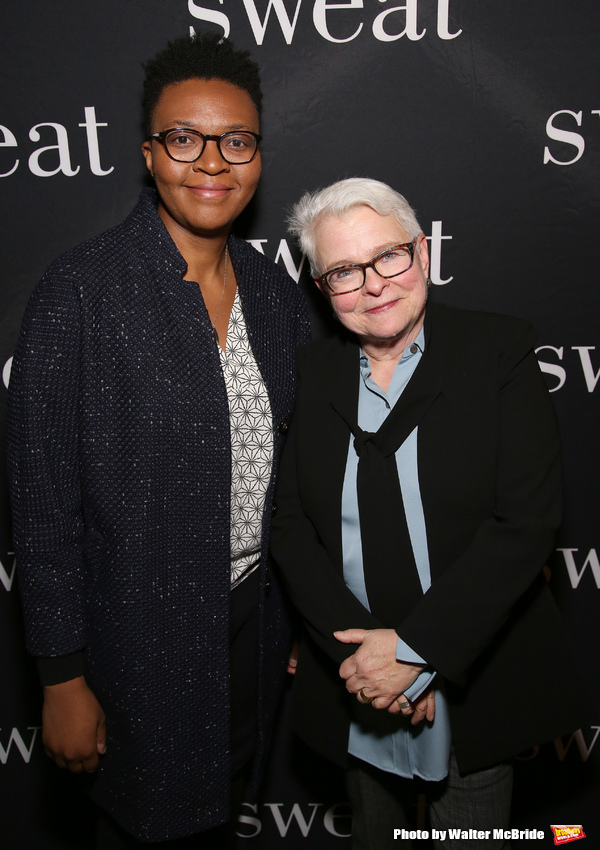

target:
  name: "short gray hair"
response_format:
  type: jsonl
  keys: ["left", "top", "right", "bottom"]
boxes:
{"left": 287, "top": 177, "right": 422, "bottom": 276}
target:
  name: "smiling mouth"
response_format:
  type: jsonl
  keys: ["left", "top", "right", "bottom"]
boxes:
{"left": 186, "top": 183, "right": 232, "bottom": 197}
{"left": 365, "top": 299, "right": 400, "bottom": 314}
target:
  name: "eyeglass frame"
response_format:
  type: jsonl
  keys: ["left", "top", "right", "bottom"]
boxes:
{"left": 148, "top": 128, "right": 262, "bottom": 164}
{"left": 316, "top": 240, "right": 418, "bottom": 296}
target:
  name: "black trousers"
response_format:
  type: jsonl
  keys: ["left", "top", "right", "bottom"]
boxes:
{"left": 96, "top": 569, "right": 260, "bottom": 849}
{"left": 346, "top": 750, "right": 513, "bottom": 850}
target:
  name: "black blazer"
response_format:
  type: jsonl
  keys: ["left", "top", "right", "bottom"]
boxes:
{"left": 271, "top": 301, "right": 587, "bottom": 774}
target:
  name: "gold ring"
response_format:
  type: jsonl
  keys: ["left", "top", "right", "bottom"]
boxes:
{"left": 397, "top": 699, "right": 411, "bottom": 709}
{"left": 358, "top": 688, "right": 374, "bottom": 704}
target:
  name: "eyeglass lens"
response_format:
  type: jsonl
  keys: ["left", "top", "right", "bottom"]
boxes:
{"left": 326, "top": 246, "right": 413, "bottom": 293}
{"left": 164, "top": 130, "right": 258, "bottom": 163}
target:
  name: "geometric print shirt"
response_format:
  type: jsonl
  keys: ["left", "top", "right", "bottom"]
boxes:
{"left": 219, "top": 288, "right": 274, "bottom": 588}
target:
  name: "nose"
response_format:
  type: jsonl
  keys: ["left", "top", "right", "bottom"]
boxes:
{"left": 362, "top": 266, "right": 388, "bottom": 295}
{"left": 192, "top": 140, "right": 229, "bottom": 173}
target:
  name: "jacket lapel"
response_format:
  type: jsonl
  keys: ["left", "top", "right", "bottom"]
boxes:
{"left": 331, "top": 309, "right": 445, "bottom": 457}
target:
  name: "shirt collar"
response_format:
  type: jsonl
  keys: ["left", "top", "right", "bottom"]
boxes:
{"left": 359, "top": 325, "right": 426, "bottom": 374}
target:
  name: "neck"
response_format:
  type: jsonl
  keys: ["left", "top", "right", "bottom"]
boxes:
{"left": 361, "top": 316, "right": 424, "bottom": 393}
{"left": 361, "top": 316, "right": 424, "bottom": 366}
{"left": 157, "top": 204, "right": 231, "bottom": 281}
{"left": 181, "top": 237, "right": 229, "bottom": 283}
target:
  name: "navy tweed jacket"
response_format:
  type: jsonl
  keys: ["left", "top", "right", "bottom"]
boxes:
{"left": 7, "top": 188, "right": 310, "bottom": 841}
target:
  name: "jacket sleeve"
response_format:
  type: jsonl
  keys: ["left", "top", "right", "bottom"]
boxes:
{"left": 397, "top": 321, "right": 562, "bottom": 685}
{"left": 7, "top": 271, "right": 89, "bottom": 659}
{"left": 271, "top": 351, "right": 386, "bottom": 666}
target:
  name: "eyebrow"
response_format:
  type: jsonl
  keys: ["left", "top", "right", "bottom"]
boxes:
{"left": 163, "top": 121, "right": 256, "bottom": 132}
{"left": 325, "top": 242, "right": 410, "bottom": 270}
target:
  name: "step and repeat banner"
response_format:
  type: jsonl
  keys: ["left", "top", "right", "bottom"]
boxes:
{"left": 1, "top": 2, "right": 598, "bottom": 848}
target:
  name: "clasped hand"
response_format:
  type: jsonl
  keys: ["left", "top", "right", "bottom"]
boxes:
{"left": 334, "top": 627, "right": 435, "bottom": 723}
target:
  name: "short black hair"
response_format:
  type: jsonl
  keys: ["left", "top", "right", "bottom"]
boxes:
{"left": 142, "top": 32, "right": 263, "bottom": 137}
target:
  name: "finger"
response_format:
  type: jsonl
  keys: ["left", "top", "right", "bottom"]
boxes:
{"left": 333, "top": 628, "right": 368, "bottom": 645}
{"left": 396, "top": 695, "right": 414, "bottom": 716}
{"left": 425, "top": 692, "right": 436, "bottom": 722}
{"left": 371, "top": 694, "right": 402, "bottom": 711}
{"left": 287, "top": 639, "right": 299, "bottom": 673}
{"left": 97, "top": 715, "right": 107, "bottom": 755}
{"left": 411, "top": 705, "right": 428, "bottom": 725}
{"left": 52, "top": 754, "right": 67, "bottom": 770}
{"left": 386, "top": 694, "right": 415, "bottom": 715}
{"left": 371, "top": 698, "right": 391, "bottom": 711}
{"left": 65, "top": 758, "right": 85, "bottom": 774}
{"left": 339, "top": 660, "right": 360, "bottom": 682}
{"left": 81, "top": 753, "right": 100, "bottom": 773}
{"left": 356, "top": 688, "right": 373, "bottom": 705}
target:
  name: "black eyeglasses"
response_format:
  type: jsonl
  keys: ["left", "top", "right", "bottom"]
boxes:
{"left": 149, "top": 128, "right": 262, "bottom": 164}
{"left": 317, "top": 241, "right": 417, "bottom": 296}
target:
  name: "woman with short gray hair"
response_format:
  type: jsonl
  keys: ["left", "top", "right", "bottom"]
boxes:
{"left": 272, "top": 177, "right": 587, "bottom": 849}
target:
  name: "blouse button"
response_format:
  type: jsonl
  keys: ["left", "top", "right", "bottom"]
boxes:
{"left": 410, "top": 343, "right": 419, "bottom": 354}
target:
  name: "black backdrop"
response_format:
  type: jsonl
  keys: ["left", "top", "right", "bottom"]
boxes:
{"left": 1, "top": 2, "right": 599, "bottom": 847}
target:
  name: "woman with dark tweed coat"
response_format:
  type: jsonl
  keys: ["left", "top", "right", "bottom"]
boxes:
{"left": 7, "top": 33, "right": 309, "bottom": 848}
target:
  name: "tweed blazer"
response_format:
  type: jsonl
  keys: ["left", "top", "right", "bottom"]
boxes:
{"left": 7, "top": 188, "right": 310, "bottom": 841}
{"left": 271, "top": 301, "right": 587, "bottom": 775}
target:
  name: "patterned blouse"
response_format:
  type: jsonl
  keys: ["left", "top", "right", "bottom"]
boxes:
{"left": 219, "top": 289, "right": 274, "bottom": 588}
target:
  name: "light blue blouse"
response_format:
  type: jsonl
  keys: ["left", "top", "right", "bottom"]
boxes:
{"left": 342, "top": 328, "right": 451, "bottom": 780}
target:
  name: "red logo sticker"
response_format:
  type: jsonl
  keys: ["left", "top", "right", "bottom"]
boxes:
{"left": 551, "top": 825, "right": 586, "bottom": 845}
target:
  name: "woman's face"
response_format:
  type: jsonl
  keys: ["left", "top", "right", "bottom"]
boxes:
{"left": 142, "top": 78, "right": 261, "bottom": 241}
{"left": 314, "top": 206, "right": 430, "bottom": 349}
